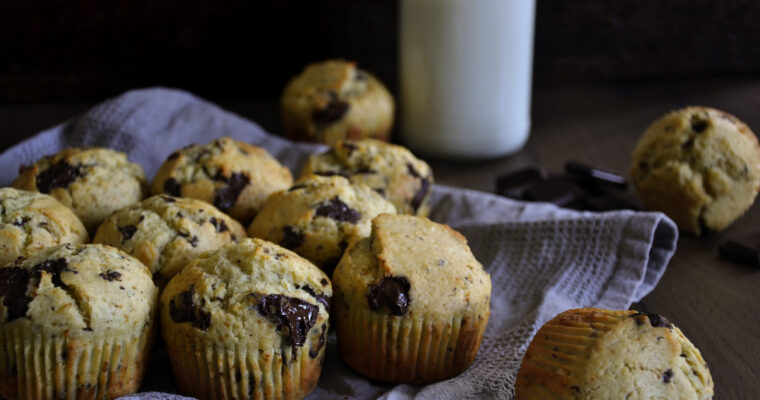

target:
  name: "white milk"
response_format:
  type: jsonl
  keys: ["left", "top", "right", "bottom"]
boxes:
{"left": 399, "top": 0, "right": 535, "bottom": 158}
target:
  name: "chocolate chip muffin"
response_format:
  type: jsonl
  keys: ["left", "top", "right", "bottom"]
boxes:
{"left": 301, "top": 139, "right": 434, "bottom": 216}
{"left": 159, "top": 238, "right": 331, "bottom": 400}
{"left": 515, "top": 308, "right": 714, "bottom": 399}
{"left": 12, "top": 147, "right": 148, "bottom": 233}
{"left": 0, "top": 243, "right": 158, "bottom": 400}
{"left": 151, "top": 137, "right": 293, "bottom": 225}
{"left": 0, "top": 188, "right": 88, "bottom": 266}
{"left": 281, "top": 59, "right": 394, "bottom": 145}
{"left": 93, "top": 195, "right": 245, "bottom": 285}
{"left": 247, "top": 174, "right": 396, "bottom": 274}
{"left": 631, "top": 107, "right": 760, "bottom": 235}
{"left": 332, "top": 214, "right": 491, "bottom": 384}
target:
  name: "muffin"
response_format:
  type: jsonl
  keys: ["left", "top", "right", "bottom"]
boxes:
{"left": 515, "top": 308, "right": 713, "bottom": 399}
{"left": 12, "top": 147, "right": 147, "bottom": 233}
{"left": 159, "top": 238, "right": 331, "bottom": 400}
{"left": 93, "top": 195, "right": 245, "bottom": 285}
{"left": 247, "top": 174, "right": 396, "bottom": 274}
{"left": 281, "top": 59, "right": 394, "bottom": 145}
{"left": 151, "top": 137, "right": 293, "bottom": 225}
{"left": 301, "top": 139, "right": 434, "bottom": 216}
{"left": 0, "top": 243, "right": 158, "bottom": 400}
{"left": 631, "top": 106, "right": 760, "bottom": 235}
{"left": 0, "top": 188, "right": 88, "bottom": 266}
{"left": 332, "top": 214, "right": 491, "bottom": 384}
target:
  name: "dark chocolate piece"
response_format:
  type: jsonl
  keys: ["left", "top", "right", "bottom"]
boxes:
{"left": 209, "top": 217, "right": 229, "bottom": 233}
{"left": 662, "top": 369, "right": 673, "bottom": 383}
{"left": 631, "top": 312, "right": 673, "bottom": 329}
{"left": 366, "top": 276, "right": 410, "bottom": 316}
{"left": 169, "top": 286, "right": 211, "bottom": 330}
{"left": 565, "top": 161, "right": 627, "bottom": 190}
{"left": 410, "top": 178, "right": 431, "bottom": 213}
{"left": 12, "top": 216, "right": 31, "bottom": 227}
{"left": 718, "top": 239, "right": 760, "bottom": 268}
{"left": 32, "top": 258, "right": 72, "bottom": 290}
{"left": 98, "top": 270, "right": 122, "bottom": 282}
{"left": 280, "top": 226, "right": 304, "bottom": 250}
{"left": 163, "top": 178, "right": 182, "bottom": 197}
{"left": 300, "top": 285, "right": 331, "bottom": 311}
{"left": 117, "top": 225, "right": 137, "bottom": 240}
{"left": 495, "top": 167, "right": 546, "bottom": 198}
{"left": 691, "top": 118, "right": 708, "bottom": 133}
{"left": 36, "top": 162, "right": 83, "bottom": 194}
{"left": 256, "top": 294, "right": 319, "bottom": 347}
{"left": 312, "top": 99, "right": 350, "bottom": 125}
{"left": 523, "top": 177, "right": 585, "bottom": 208}
{"left": 0, "top": 267, "right": 32, "bottom": 321}
{"left": 314, "top": 197, "right": 361, "bottom": 224}
{"left": 213, "top": 172, "right": 250, "bottom": 212}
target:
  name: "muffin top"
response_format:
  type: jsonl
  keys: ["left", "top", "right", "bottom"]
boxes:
{"left": 12, "top": 147, "right": 147, "bottom": 232}
{"left": 631, "top": 106, "right": 760, "bottom": 234}
{"left": 247, "top": 174, "right": 396, "bottom": 273}
{"left": 281, "top": 60, "right": 394, "bottom": 145}
{"left": 301, "top": 140, "right": 434, "bottom": 216}
{"left": 516, "top": 308, "right": 713, "bottom": 399}
{"left": 333, "top": 214, "right": 490, "bottom": 320}
{"left": 151, "top": 137, "right": 293, "bottom": 224}
{"left": 0, "top": 243, "right": 157, "bottom": 337}
{"left": 94, "top": 195, "right": 246, "bottom": 285}
{"left": 0, "top": 188, "right": 88, "bottom": 266}
{"left": 160, "top": 238, "right": 331, "bottom": 356}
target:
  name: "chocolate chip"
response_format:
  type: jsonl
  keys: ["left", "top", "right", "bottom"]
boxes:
{"left": 309, "top": 324, "right": 328, "bottom": 358}
{"left": 523, "top": 177, "right": 584, "bottom": 208}
{"left": 495, "top": 167, "right": 546, "bottom": 198}
{"left": 280, "top": 226, "right": 304, "bottom": 250}
{"left": 160, "top": 195, "right": 176, "bottom": 203}
{"left": 32, "top": 258, "right": 73, "bottom": 290}
{"left": 631, "top": 312, "right": 673, "bottom": 329}
{"left": 314, "top": 197, "right": 361, "bottom": 224}
{"left": 12, "top": 216, "right": 31, "bottom": 227}
{"left": 312, "top": 99, "right": 350, "bottom": 125}
{"left": 163, "top": 178, "right": 182, "bottom": 197}
{"left": 662, "top": 369, "right": 673, "bottom": 383}
{"left": 565, "top": 161, "right": 627, "bottom": 190}
{"left": 209, "top": 217, "right": 229, "bottom": 233}
{"left": 410, "top": 178, "right": 430, "bottom": 213}
{"left": 718, "top": 238, "right": 760, "bottom": 268}
{"left": 213, "top": 172, "right": 250, "bottom": 212}
{"left": 320, "top": 278, "right": 328, "bottom": 286}
{"left": 188, "top": 236, "right": 199, "bottom": 247}
{"left": 98, "top": 270, "right": 122, "bottom": 282}
{"left": 255, "top": 294, "right": 319, "bottom": 347}
{"left": 0, "top": 267, "right": 32, "bottom": 321}
{"left": 169, "top": 286, "right": 211, "bottom": 330}
{"left": 407, "top": 163, "right": 422, "bottom": 179}
{"left": 314, "top": 170, "right": 350, "bottom": 178}
{"left": 36, "top": 162, "right": 83, "bottom": 194}
{"left": 300, "top": 285, "right": 331, "bottom": 312}
{"left": 367, "top": 276, "right": 411, "bottom": 316}
{"left": 691, "top": 118, "right": 708, "bottom": 133}
{"left": 117, "top": 225, "right": 137, "bottom": 240}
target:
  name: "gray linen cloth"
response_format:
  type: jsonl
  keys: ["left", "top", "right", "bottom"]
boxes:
{"left": 0, "top": 88, "right": 678, "bottom": 400}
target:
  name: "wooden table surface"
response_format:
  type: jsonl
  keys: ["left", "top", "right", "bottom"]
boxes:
{"left": 2, "top": 78, "right": 759, "bottom": 398}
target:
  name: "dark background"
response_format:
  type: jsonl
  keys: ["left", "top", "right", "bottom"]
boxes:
{"left": 2, "top": 0, "right": 759, "bottom": 103}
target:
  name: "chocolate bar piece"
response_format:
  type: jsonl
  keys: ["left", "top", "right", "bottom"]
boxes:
{"left": 565, "top": 161, "right": 627, "bottom": 190}
{"left": 495, "top": 167, "right": 546, "bottom": 199}
{"left": 523, "top": 177, "right": 584, "bottom": 208}
{"left": 718, "top": 239, "right": 760, "bottom": 268}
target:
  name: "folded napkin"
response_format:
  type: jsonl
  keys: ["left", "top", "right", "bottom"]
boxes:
{"left": 0, "top": 88, "right": 678, "bottom": 400}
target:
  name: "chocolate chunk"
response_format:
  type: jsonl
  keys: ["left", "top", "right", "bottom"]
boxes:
{"left": 32, "top": 258, "right": 72, "bottom": 290}
{"left": 280, "top": 226, "right": 304, "bottom": 250}
{"left": 209, "top": 217, "right": 229, "bottom": 233}
{"left": 565, "top": 161, "right": 627, "bottom": 190}
{"left": 312, "top": 99, "right": 350, "bottom": 125}
{"left": 662, "top": 369, "right": 673, "bottom": 383}
{"left": 309, "top": 324, "right": 328, "bottom": 358}
{"left": 691, "top": 118, "right": 708, "bottom": 133}
{"left": 300, "top": 285, "right": 331, "bottom": 311}
{"left": 0, "top": 267, "right": 32, "bottom": 321}
{"left": 12, "top": 216, "right": 31, "bottom": 227}
{"left": 160, "top": 195, "right": 176, "bottom": 203}
{"left": 36, "top": 162, "right": 83, "bottom": 194}
{"left": 524, "top": 177, "right": 584, "bottom": 208}
{"left": 407, "top": 163, "right": 422, "bottom": 179}
{"left": 98, "top": 270, "right": 122, "bottom": 282}
{"left": 367, "top": 276, "right": 411, "bottom": 316}
{"left": 213, "top": 173, "right": 250, "bottom": 212}
{"left": 320, "top": 278, "right": 328, "bottom": 286}
{"left": 410, "top": 178, "right": 430, "bottom": 213}
{"left": 631, "top": 312, "right": 673, "bottom": 329}
{"left": 169, "top": 286, "right": 211, "bottom": 330}
{"left": 163, "top": 178, "right": 182, "bottom": 197}
{"left": 117, "top": 225, "right": 137, "bottom": 240}
{"left": 495, "top": 167, "right": 546, "bottom": 198}
{"left": 718, "top": 239, "right": 760, "bottom": 268}
{"left": 314, "top": 170, "right": 350, "bottom": 178}
{"left": 256, "top": 294, "right": 319, "bottom": 347}
{"left": 314, "top": 197, "right": 361, "bottom": 224}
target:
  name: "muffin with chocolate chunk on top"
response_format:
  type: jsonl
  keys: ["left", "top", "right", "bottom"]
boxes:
{"left": 93, "top": 195, "right": 245, "bottom": 285}
{"left": 151, "top": 137, "right": 293, "bottom": 225}
{"left": 0, "top": 188, "right": 88, "bottom": 266}
{"left": 281, "top": 59, "right": 394, "bottom": 145}
{"left": 247, "top": 174, "right": 396, "bottom": 274}
{"left": 12, "top": 147, "right": 147, "bottom": 233}
{"left": 159, "top": 238, "right": 331, "bottom": 400}
{"left": 332, "top": 214, "right": 491, "bottom": 384}
{"left": 301, "top": 139, "right": 434, "bottom": 216}
{"left": 515, "top": 308, "right": 713, "bottom": 399}
{"left": 0, "top": 243, "right": 157, "bottom": 400}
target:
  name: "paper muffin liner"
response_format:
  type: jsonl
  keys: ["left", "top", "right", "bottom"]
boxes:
{"left": 0, "top": 322, "right": 154, "bottom": 400}
{"left": 163, "top": 325, "right": 324, "bottom": 400}
{"left": 336, "top": 303, "right": 488, "bottom": 384}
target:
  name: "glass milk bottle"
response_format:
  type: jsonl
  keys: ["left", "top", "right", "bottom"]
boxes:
{"left": 400, "top": 0, "right": 535, "bottom": 158}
